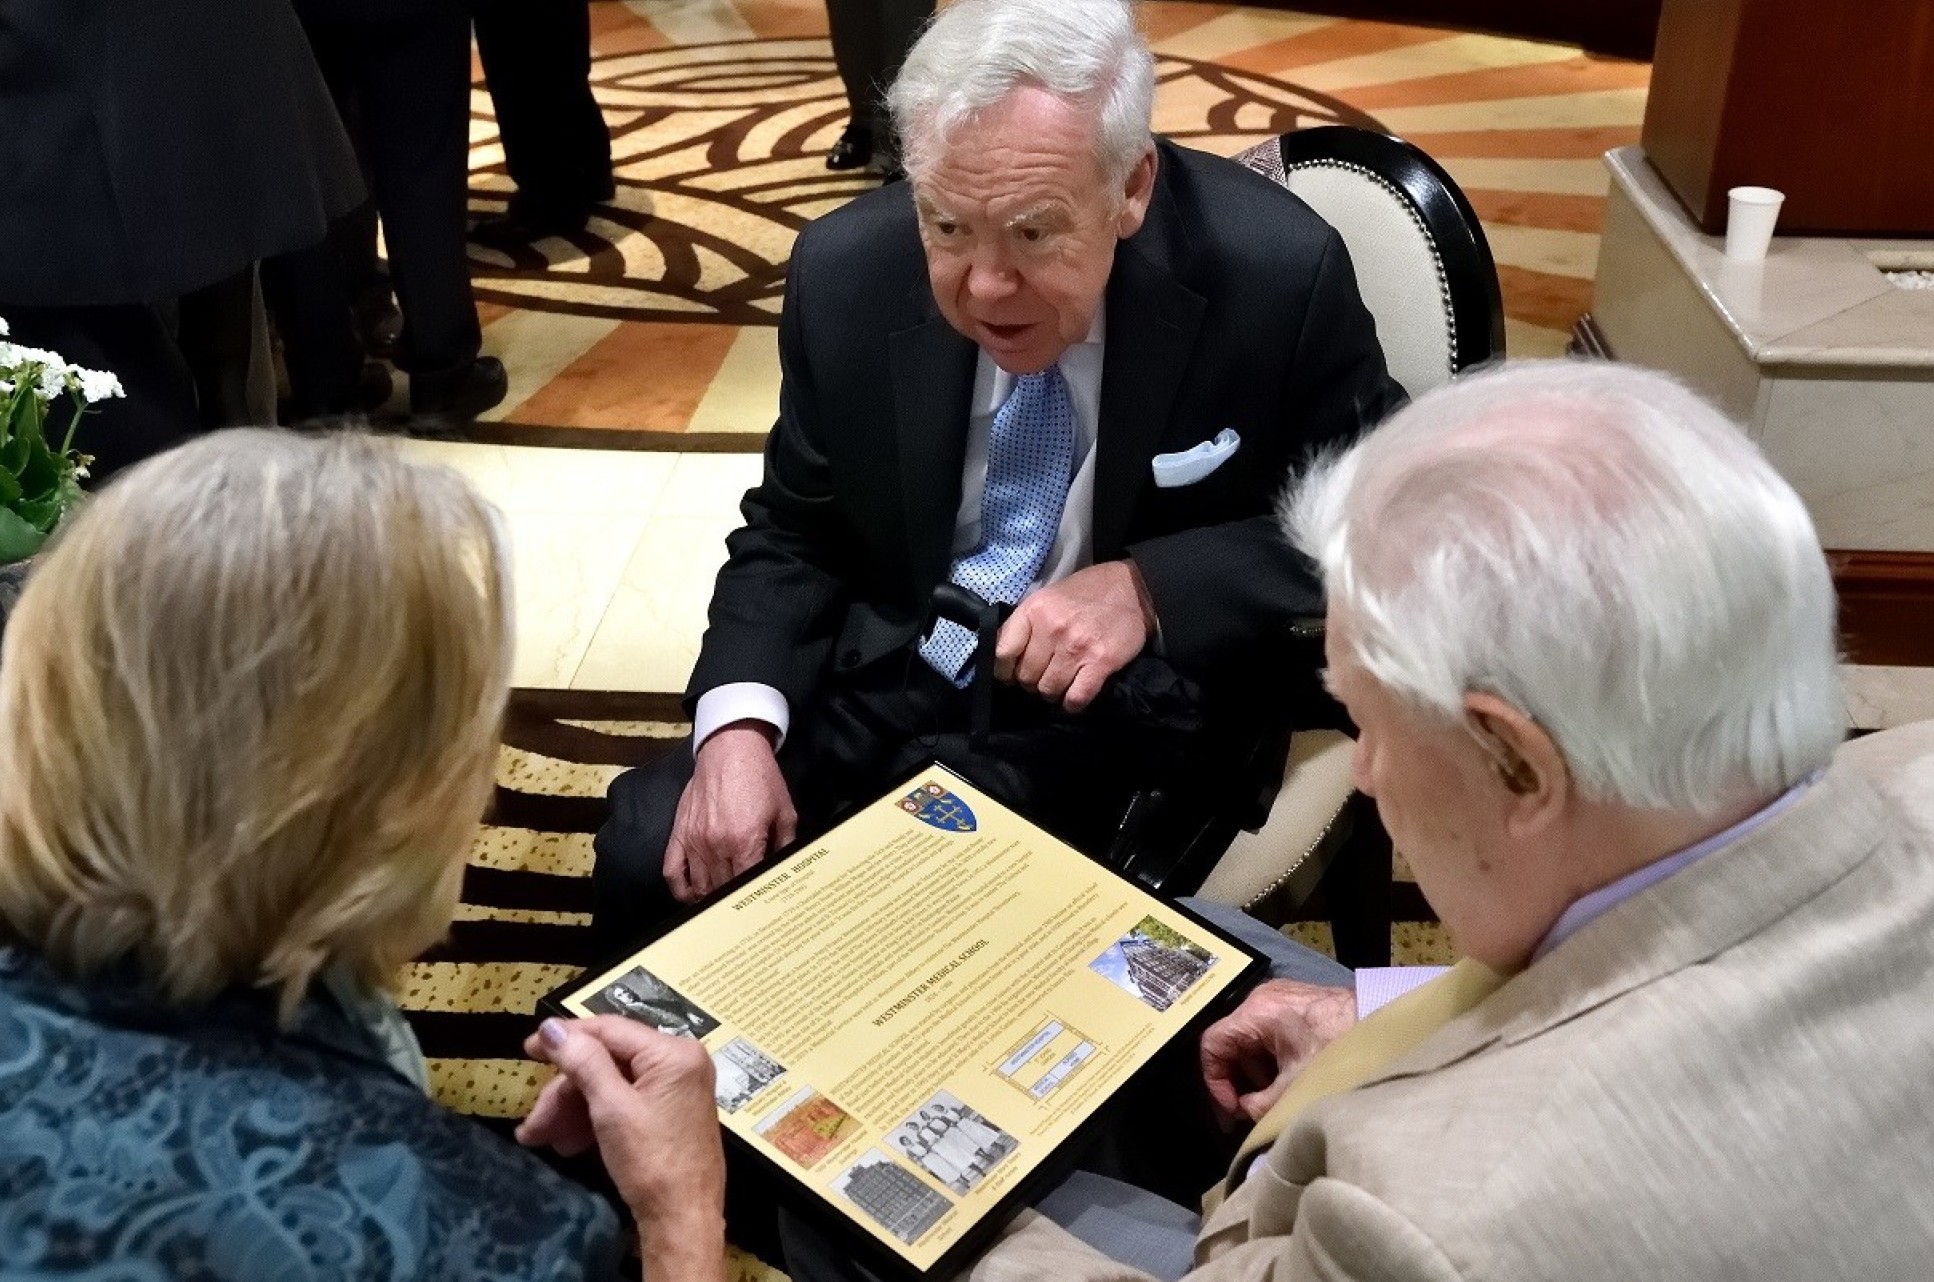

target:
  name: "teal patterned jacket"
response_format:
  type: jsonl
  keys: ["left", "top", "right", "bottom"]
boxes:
{"left": 0, "top": 948, "right": 623, "bottom": 1280}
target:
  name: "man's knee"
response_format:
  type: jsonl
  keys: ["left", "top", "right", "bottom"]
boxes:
{"left": 591, "top": 745, "right": 692, "bottom": 952}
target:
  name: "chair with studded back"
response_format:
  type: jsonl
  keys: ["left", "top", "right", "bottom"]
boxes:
{"left": 1183, "top": 126, "right": 1506, "bottom": 964}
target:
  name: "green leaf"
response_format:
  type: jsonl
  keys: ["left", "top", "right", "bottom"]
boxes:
{"left": 15, "top": 493, "right": 61, "bottom": 532}
{"left": 13, "top": 433, "right": 57, "bottom": 500}
{"left": 0, "top": 507, "right": 46, "bottom": 563}
{"left": 0, "top": 427, "right": 26, "bottom": 475}
{"left": 0, "top": 467, "right": 20, "bottom": 506}
{"left": 9, "top": 388, "right": 44, "bottom": 448}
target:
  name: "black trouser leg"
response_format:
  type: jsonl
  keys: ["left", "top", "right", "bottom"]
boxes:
{"left": 348, "top": 4, "right": 479, "bottom": 375}
{"left": 823, "top": 0, "right": 933, "bottom": 138}
{"left": 262, "top": 229, "right": 364, "bottom": 419}
{"left": 174, "top": 266, "right": 263, "bottom": 429}
{"left": 472, "top": 0, "right": 613, "bottom": 218}
{"left": 871, "top": 0, "right": 932, "bottom": 143}
{"left": 823, "top": 0, "right": 887, "bottom": 123}
{"left": 2, "top": 304, "right": 199, "bottom": 483}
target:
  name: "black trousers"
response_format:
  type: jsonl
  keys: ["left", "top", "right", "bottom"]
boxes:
{"left": 590, "top": 650, "right": 1209, "bottom": 957}
{"left": 278, "top": 3, "right": 480, "bottom": 380}
{"left": 0, "top": 304, "right": 199, "bottom": 483}
{"left": 823, "top": 0, "right": 934, "bottom": 140}
{"left": 471, "top": 0, "right": 613, "bottom": 220}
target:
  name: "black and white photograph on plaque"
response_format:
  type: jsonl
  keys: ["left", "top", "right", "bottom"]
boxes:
{"left": 886, "top": 1091, "right": 1019, "bottom": 1197}
{"left": 1089, "top": 915, "right": 1216, "bottom": 1012}
{"left": 581, "top": 965, "right": 720, "bottom": 1038}
{"left": 833, "top": 1149, "right": 952, "bottom": 1245}
{"left": 712, "top": 1037, "right": 786, "bottom": 1113}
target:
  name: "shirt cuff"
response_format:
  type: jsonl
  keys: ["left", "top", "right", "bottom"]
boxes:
{"left": 692, "top": 683, "right": 790, "bottom": 756}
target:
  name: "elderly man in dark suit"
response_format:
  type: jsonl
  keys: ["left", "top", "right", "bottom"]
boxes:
{"left": 591, "top": 0, "right": 1402, "bottom": 944}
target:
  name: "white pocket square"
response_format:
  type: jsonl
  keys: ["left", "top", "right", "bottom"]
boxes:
{"left": 1151, "top": 428, "right": 1240, "bottom": 488}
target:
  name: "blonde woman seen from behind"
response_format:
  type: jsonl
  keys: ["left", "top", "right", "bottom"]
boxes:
{"left": 0, "top": 430, "right": 623, "bottom": 1280}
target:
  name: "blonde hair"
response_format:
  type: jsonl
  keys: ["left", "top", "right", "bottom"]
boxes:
{"left": 0, "top": 429, "right": 514, "bottom": 1022}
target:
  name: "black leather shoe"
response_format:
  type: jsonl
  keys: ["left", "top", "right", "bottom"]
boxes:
{"left": 409, "top": 356, "right": 509, "bottom": 426}
{"left": 825, "top": 123, "right": 874, "bottom": 171}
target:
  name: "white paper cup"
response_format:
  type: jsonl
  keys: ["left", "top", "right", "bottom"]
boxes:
{"left": 1725, "top": 186, "right": 1785, "bottom": 262}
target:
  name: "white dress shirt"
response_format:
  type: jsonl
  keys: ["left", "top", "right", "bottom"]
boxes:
{"left": 693, "top": 312, "right": 1107, "bottom": 753}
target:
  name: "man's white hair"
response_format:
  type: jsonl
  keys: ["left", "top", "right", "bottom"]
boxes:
{"left": 1287, "top": 359, "right": 1844, "bottom": 814}
{"left": 887, "top": 0, "right": 1154, "bottom": 186}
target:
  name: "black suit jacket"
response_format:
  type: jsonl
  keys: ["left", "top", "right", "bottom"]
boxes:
{"left": 688, "top": 139, "right": 1402, "bottom": 715}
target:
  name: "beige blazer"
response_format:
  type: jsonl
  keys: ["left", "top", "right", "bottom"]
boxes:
{"left": 965, "top": 722, "right": 1934, "bottom": 1282}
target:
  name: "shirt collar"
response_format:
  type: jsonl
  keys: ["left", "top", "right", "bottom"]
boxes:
{"left": 1531, "top": 769, "right": 1825, "bottom": 963}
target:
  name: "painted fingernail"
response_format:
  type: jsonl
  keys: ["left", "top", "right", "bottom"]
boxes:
{"left": 540, "top": 1018, "right": 569, "bottom": 1050}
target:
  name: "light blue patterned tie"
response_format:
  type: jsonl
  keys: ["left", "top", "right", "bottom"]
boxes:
{"left": 920, "top": 365, "right": 1076, "bottom": 684}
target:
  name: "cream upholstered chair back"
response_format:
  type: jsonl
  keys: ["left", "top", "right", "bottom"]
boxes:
{"left": 1202, "top": 130, "right": 1503, "bottom": 953}
{"left": 1236, "top": 126, "right": 1505, "bottom": 398}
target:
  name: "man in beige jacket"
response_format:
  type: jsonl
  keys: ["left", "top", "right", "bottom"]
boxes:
{"left": 521, "top": 360, "right": 1934, "bottom": 1282}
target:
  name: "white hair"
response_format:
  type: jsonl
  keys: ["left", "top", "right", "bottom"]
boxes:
{"left": 887, "top": 0, "right": 1155, "bottom": 187}
{"left": 1286, "top": 359, "right": 1844, "bottom": 814}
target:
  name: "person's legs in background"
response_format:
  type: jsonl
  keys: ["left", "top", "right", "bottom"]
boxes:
{"left": 174, "top": 265, "right": 273, "bottom": 429}
{"left": 470, "top": 0, "right": 614, "bottom": 243}
{"left": 822, "top": 0, "right": 887, "bottom": 170}
{"left": 350, "top": 1, "right": 505, "bottom": 421}
{"left": 821, "top": 0, "right": 931, "bottom": 174}
{"left": 264, "top": 10, "right": 394, "bottom": 422}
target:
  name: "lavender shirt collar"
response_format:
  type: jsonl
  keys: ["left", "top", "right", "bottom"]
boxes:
{"left": 1531, "top": 769, "right": 1825, "bottom": 963}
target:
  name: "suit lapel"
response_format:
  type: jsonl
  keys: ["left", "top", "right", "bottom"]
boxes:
{"left": 1093, "top": 157, "right": 1207, "bottom": 560}
{"left": 889, "top": 313, "right": 979, "bottom": 591}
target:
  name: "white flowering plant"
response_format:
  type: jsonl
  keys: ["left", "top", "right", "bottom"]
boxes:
{"left": 0, "top": 316, "right": 124, "bottom": 563}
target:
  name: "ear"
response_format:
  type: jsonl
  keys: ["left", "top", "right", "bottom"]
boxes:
{"left": 1463, "top": 692, "right": 1569, "bottom": 834}
{"left": 1116, "top": 146, "right": 1157, "bottom": 239}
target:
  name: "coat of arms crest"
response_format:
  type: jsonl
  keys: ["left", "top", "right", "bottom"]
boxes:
{"left": 898, "top": 781, "right": 976, "bottom": 832}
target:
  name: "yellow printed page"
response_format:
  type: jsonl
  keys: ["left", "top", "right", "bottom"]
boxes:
{"left": 564, "top": 767, "right": 1251, "bottom": 1273}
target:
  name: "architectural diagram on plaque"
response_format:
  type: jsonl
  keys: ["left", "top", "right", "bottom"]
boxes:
{"left": 995, "top": 1017, "right": 1098, "bottom": 1101}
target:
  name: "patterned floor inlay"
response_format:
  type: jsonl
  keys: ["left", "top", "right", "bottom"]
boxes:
{"left": 465, "top": 0, "right": 1647, "bottom": 450}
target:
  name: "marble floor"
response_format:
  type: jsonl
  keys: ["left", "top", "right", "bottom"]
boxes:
{"left": 396, "top": 438, "right": 1934, "bottom": 731}
{"left": 468, "top": 0, "right": 1646, "bottom": 447}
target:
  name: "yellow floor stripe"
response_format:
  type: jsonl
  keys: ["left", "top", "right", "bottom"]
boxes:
{"left": 625, "top": 0, "right": 755, "bottom": 43}
{"left": 426, "top": 1057, "right": 550, "bottom": 1119}
{"left": 480, "top": 310, "right": 624, "bottom": 424}
{"left": 498, "top": 746, "right": 626, "bottom": 799}
{"left": 1505, "top": 317, "right": 1573, "bottom": 359}
{"left": 1294, "top": 32, "right": 1580, "bottom": 93}
{"left": 1441, "top": 155, "right": 1612, "bottom": 197}
{"left": 1374, "top": 86, "right": 1647, "bottom": 133}
{"left": 405, "top": 961, "right": 585, "bottom": 1014}
{"left": 451, "top": 903, "right": 594, "bottom": 927}
{"left": 468, "top": 827, "right": 598, "bottom": 878}
{"left": 688, "top": 326, "right": 784, "bottom": 435}
{"left": 1483, "top": 223, "right": 1603, "bottom": 278}
{"left": 1153, "top": 10, "right": 1340, "bottom": 62}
